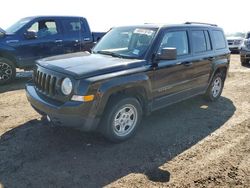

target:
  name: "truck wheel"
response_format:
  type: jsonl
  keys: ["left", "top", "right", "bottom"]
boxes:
{"left": 240, "top": 56, "right": 248, "bottom": 66}
{"left": 205, "top": 73, "right": 224, "bottom": 102}
{"left": 0, "top": 58, "right": 16, "bottom": 84}
{"left": 101, "top": 96, "right": 142, "bottom": 142}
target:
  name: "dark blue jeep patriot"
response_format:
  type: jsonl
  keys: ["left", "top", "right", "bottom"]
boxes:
{"left": 26, "top": 22, "right": 230, "bottom": 142}
{"left": 0, "top": 16, "right": 105, "bottom": 84}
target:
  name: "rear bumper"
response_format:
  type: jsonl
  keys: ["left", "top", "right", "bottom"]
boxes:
{"left": 25, "top": 83, "right": 100, "bottom": 131}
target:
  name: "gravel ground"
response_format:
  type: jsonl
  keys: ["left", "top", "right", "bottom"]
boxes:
{"left": 0, "top": 55, "right": 249, "bottom": 188}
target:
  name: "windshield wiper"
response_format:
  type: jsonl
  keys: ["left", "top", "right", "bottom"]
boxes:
{"left": 95, "top": 50, "right": 138, "bottom": 59}
{"left": 96, "top": 50, "right": 123, "bottom": 58}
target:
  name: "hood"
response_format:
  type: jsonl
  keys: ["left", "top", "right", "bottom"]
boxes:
{"left": 227, "top": 36, "right": 243, "bottom": 40}
{"left": 37, "top": 52, "right": 146, "bottom": 79}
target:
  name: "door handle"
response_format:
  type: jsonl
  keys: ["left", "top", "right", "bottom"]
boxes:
{"left": 55, "top": 39, "right": 63, "bottom": 43}
{"left": 83, "top": 37, "right": 90, "bottom": 41}
{"left": 183, "top": 61, "right": 193, "bottom": 66}
{"left": 208, "top": 57, "right": 215, "bottom": 61}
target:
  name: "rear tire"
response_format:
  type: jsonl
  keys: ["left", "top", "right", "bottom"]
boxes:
{"left": 205, "top": 73, "right": 225, "bottom": 102}
{"left": 240, "top": 56, "right": 248, "bottom": 66}
{"left": 100, "top": 96, "right": 142, "bottom": 142}
{"left": 0, "top": 58, "right": 16, "bottom": 85}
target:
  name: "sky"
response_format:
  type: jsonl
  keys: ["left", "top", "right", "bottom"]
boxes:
{"left": 1, "top": 0, "right": 249, "bottom": 34}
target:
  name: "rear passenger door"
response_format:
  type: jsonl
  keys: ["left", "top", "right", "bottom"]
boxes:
{"left": 61, "top": 18, "right": 93, "bottom": 53}
{"left": 187, "top": 29, "right": 213, "bottom": 90}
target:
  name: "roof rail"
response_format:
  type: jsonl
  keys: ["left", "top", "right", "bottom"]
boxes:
{"left": 184, "top": 22, "right": 218, "bottom": 27}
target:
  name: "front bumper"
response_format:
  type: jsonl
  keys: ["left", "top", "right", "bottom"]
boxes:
{"left": 25, "top": 83, "right": 100, "bottom": 131}
{"left": 229, "top": 47, "right": 240, "bottom": 52}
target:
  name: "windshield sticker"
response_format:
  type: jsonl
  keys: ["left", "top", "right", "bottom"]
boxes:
{"left": 132, "top": 49, "right": 140, "bottom": 55}
{"left": 134, "top": 29, "right": 154, "bottom": 36}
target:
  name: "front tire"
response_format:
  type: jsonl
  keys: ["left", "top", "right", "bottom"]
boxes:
{"left": 0, "top": 58, "right": 16, "bottom": 85}
{"left": 205, "top": 73, "right": 225, "bottom": 102}
{"left": 101, "top": 96, "right": 142, "bottom": 142}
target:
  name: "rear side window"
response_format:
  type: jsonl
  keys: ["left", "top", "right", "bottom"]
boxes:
{"left": 62, "top": 18, "right": 84, "bottom": 34}
{"left": 213, "top": 30, "right": 226, "bottom": 50}
{"left": 191, "top": 30, "right": 207, "bottom": 53}
{"left": 191, "top": 30, "right": 212, "bottom": 53}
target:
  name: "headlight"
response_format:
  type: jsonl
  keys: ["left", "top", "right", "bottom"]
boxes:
{"left": 234, "top": 40, "right": 243, "bottom": 45}
{"left": 61, "top": 77, "right": 73, "bottom": 95}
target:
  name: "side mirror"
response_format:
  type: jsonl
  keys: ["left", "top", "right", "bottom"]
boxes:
{"left": 157, "top": 48, "right": 177, "bottom": 60}
{"left": 24, "top": 31, "right": 37, "bottom": 39}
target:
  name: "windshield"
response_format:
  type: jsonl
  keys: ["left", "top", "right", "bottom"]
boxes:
{"left": 6, "top": 18, "right": 32, "bottom": 33}
{"left": 93, "top": 27, "right": 157, "bottom": 59}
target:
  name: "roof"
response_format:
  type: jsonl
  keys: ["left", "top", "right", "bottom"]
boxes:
{"left": 116, "top": 22, "right": 221, "bottom": 30}
{"left": 23, "top": 15, "right": 86, "bottom": 20}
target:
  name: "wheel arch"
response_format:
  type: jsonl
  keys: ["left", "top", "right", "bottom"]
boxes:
{"left": 0, "top": 51, "right": 18, "bottom": 68}
{"left": 95, "top": 74, "right": 152, "bottom": 118}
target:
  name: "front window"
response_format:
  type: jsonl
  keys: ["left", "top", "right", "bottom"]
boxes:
{"left": 27, "top": 20, "right": 58, "bottom": 38}
{"left": 6, "top": 18, "right": 32, "bottom": 34}
{"left": 93, "top": 27, "right": 157, "bottom": 59}
{"left": 158, "top": 31, "right": 189, "bottom": 56}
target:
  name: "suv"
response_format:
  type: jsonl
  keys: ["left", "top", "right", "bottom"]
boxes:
{"left": 226, "top": 33, "right": 244, "bottom": 53}
{"left": 240, "top": 32, "right": 250, "bottom": 65}
{"left": 26, "top": 22, "right": 230, "bottom": 142}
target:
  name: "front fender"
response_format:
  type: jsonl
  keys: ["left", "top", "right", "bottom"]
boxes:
{"left": 95, "top": 72, "right": 152, "bottom": 117}
{"left": 0, "top": 43, "right": 17, "bottom": 64}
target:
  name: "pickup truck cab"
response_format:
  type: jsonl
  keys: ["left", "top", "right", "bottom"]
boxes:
{"left": 26, "top": 22, "right": 230, "bottom": 142}
{"left": 0, "top": 16, "right": 105, "bottom": 84}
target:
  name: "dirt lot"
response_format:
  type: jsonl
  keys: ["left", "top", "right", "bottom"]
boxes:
{"left": 0, "top": 55, "right": 249, "bottom": 188}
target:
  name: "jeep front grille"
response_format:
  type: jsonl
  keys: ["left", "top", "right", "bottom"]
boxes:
{"left": 35, "top": 70, "right": 57, "bottom": 96}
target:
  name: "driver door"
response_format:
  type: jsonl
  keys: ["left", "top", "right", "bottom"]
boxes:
{"left": 152, "top": 29, "right": 195, "bottom": 110}
{"left": 14, "top": 18, "right": 64, "bottom": 68}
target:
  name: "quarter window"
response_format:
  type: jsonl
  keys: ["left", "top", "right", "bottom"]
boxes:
{"left": 213, "top": 30, "right": 226, "bottom": 50}
{"left": 158, "top": 31, "right": 189, "bottom": 56}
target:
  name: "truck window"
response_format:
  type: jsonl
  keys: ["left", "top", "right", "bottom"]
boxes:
{"left": 212, "top": 30, "right": 226, "bottom": 50}
{"left": 158, "top": 31, "right": 189, "bottom": 56}
{"left": 62, "top": 19, "right": 84, "bottom": 34}
{"left": 191, "top": 30, "right": 212, "bottom": 53}
{"left": 28, "top": 20, "right": 58, "bottom": 38}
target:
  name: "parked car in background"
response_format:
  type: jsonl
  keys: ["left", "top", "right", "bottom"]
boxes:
{"left": 240, "top": 31, "right": 250, "bottom": 66}
{"left": 26, "top": 22, "right": 230, "bottom": 142}
{"left": 226, "top": 32, "right": 244, "bottom": 53}
{"left": 0, "top": 16, "right": 106, "bottom": 84}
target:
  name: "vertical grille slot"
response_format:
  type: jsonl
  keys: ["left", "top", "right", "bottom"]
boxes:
{"left": 45, "top": 75, "right": 51, "bottom": 93}
{"left": 49, "top": 76, "right": 56, "bottom": 96}
{"left": 41, "top": 73, "right": 46, "bottom": 91}
{"left": 38, "top": 71, "right": 43, "bottom": 89}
